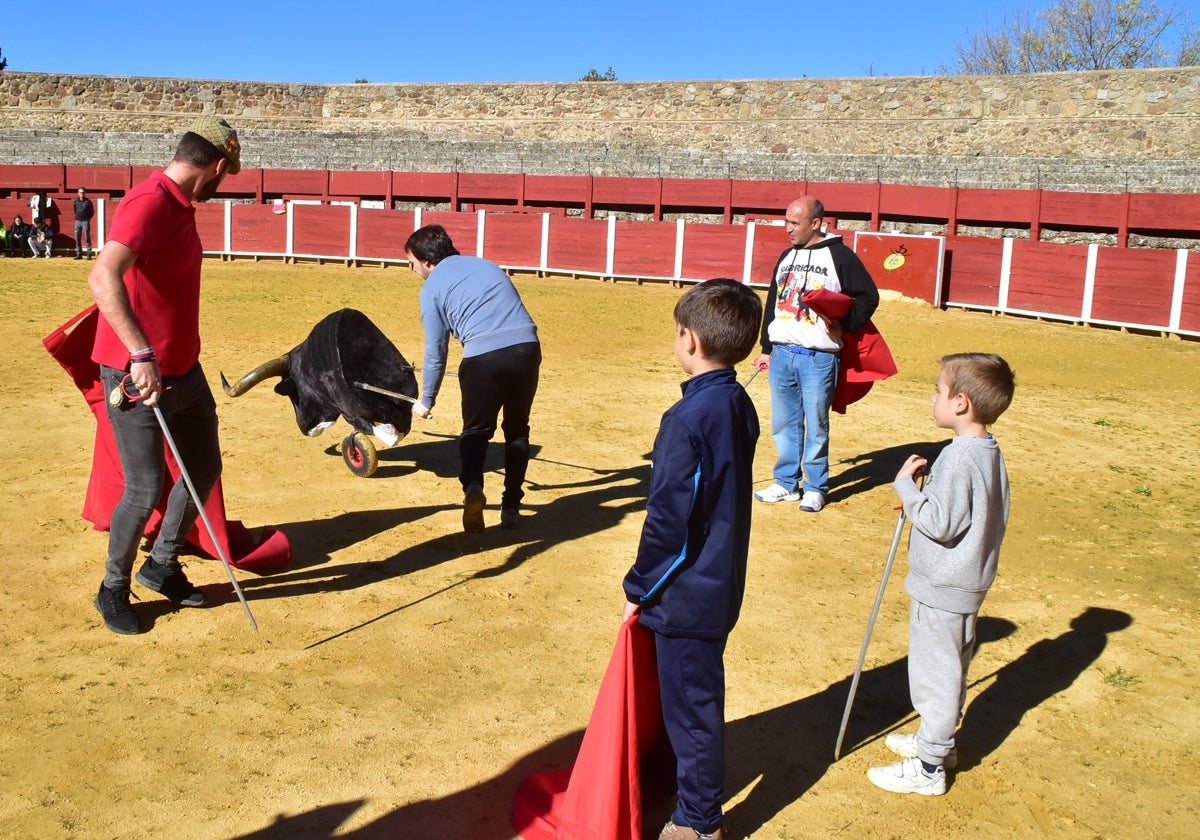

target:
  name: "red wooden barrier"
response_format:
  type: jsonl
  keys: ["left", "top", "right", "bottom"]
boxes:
{"left": 547, "top": 216, "right": 608, "bottom": 275}
{"left": 681, "top": 223, "right": 745, "bottom": 280}
{"left": 357, "top": 208, "right": 416, "bottom": 260}
{"left": 1090, "top": 247, "right": 1177, "bottom": 327}
{"left": 1007, "top": 240, "right": 1089, "bottom": 317}
{"left": 1181, "top": 256, "right": 1200, "bottom": 333}
{"left": 943, "top": 239, "right": 1005, "bottom": 308}
{"left": 293, "top": 204, "right": 352, "bottom": 257}
{"left": 483, "top": 213, "right": 544, "bottom": 268}
{"left": 230, "top": 205, "right": 287, "bottom": 254}
{"left": 612, "top": 220, "right": 676, "bottom": 279}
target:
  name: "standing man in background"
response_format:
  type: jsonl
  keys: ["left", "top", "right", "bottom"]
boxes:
{"left": 88, "top": 116, "right": 241, "bottom": 634}
{"left": 73, "top": 187, "right": 95, "bottom": 259}
{"left": 405, "top": 224, "right": 541, "bottom": 533}
{"left": 751, "top": 196, "right": 879, "bottom": 513}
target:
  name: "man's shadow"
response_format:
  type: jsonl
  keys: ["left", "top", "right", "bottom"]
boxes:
{"left": 828, "top": 439, "right": 949, "bottom": 504}
{"left": 223, "top": 441, "right": 651, "bottom": 647}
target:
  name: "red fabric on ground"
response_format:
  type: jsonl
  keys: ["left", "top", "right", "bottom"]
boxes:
{"left": 43, "top": 305, "right": 291, "bottom": 572}
{"left": 513, "top": 616, "right": 664, "bottom": 840}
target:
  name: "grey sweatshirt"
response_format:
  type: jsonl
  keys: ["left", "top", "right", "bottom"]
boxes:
{"left": 896, "top": 435, "right": 1010, "bottom": 614}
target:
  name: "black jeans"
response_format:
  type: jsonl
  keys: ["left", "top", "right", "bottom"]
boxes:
{"left": 457, "top": 342, "right": 541, "bottom": 508}
{"left": 100, "top": 363, "right": 221, "bottom": 587}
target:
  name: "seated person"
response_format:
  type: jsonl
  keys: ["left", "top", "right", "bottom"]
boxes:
{"left": 7, "top": 215, "right": 32, "bottom": 257}
{"left": 29, "top": 218, "right": 54, "bottom": 258}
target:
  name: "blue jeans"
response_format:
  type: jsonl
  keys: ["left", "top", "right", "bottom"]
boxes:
{"left": 767, "top": 346, "right": 838, "bottom": 495}
{"left": 100, "top": 363, "right": 221, "bottom": 588}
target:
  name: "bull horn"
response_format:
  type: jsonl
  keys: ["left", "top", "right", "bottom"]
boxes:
{"left": 221, "top": 354, "right": 290, "bottom": 397}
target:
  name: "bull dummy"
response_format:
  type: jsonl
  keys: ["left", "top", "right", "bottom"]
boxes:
{"left": 221, "top": 309, "right": 419, "bottom": 476}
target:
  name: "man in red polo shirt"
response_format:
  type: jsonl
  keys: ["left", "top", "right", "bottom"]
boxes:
{"left": 88, "top": 116, "right": 242, "bottom": 635}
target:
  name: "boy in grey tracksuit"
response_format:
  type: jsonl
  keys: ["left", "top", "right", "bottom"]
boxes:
{"left": 867, "top": 353, "right": 1016, "bottom": 796}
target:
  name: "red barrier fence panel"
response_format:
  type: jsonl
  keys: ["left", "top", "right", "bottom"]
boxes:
{"left": 593, "top": 177, "right": 661, "bottom": 210}
{"left": 943, "top": 239, "right": 1005, "bottom": 308}
{"left": 661, "top": 179, "right": 730, "bottom": 213}
{"left": 460, "top": 173, "right": 523, "bottom": 205}
{"left": 547, "top": 216, "right": 609, "bottom": 275}
{"left": 1007, "top": 240, "right": 1089, "bottom": 317}
{"left": 195, "top": 203, "right": 227, "bottom": 253}
{"left": 482, "top": 213, "right": 544, "bottom": 268}
{"left": 329, "top": 170, "right": 390, "bottom": 198}
{"left": 879, "top": 184, "right": 956, "bottom": 223}
{"left": 681, "top": 223, "right": 746, "bottom": 281}
{"left": 1127, "top": 193, "right": 1200, "bottom": 234}
{"left": 747, "top": 223, "right": 792, "bottom": 285}
{"left": 1090, "top": 247, "right": 1178, "bottom": 327}
{"left": 1180, "top": 254, "right": 1200, "bottom": 333}
{"left": 1040, "top": 190, "right": 1123, "bottom": 231}
{"left": 612, "top": 220, "right": 677, "bottom": 279}
{"left": 230, "top": 205, "right": 287, "bottom": 255}
{"left": 957, "top": 188, "right": 1037, "bottom": 227}
{"left": 65, "top": 165, "right": 133, "bottom": 193}
{"left": 0, "top": 164, "right": 63, "bottom": 191}
{"left": 854, "top": 232, "right": 945, "bottom": 302}
{"left": 357, "top": 208, "right": 416, "bottom": 260}
{"left": 293, "top": 204, "right": 352, "bottom": 257}
{"left": 731, "top": 180, "right": 799, "bottom": 215}
{"left": 263, "top": 169, "right": 328, "bottom": 198}
{"left": 524, "top": 175, "right": 590, "bottom": 208}
{"left": 392, "top": 172, "right": 457, "bottom": 201}
{"left": 420, "top": 211, "right": 481, "bottom": 256}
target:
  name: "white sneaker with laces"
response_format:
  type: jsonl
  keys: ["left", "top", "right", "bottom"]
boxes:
{"left": 754, "top": 484, "right": 801, "bottom": 503}
{"left": 798, "top": 490, "right": 825, "bottom": 512}
{"left": 885, "top": 731, "right": 958, "bottom": 770}
{"left": 867, "top": 756, "right": 947, "bottom": 796}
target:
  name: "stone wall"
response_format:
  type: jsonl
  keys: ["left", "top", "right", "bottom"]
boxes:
{"left": 1, "top": 68, "right": 1197, "bottom": 192}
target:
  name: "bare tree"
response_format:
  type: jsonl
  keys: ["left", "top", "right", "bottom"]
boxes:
{"left": 951, "top": 0, "right": 1200, "bottom": 73}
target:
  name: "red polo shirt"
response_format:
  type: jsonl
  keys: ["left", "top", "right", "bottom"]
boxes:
{"left": 92, "top": 171, "right": 203, "bottom": 376}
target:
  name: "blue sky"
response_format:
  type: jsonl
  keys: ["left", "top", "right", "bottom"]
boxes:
{"left": 5, "top": 0, "right": 1199, "bottom": 83}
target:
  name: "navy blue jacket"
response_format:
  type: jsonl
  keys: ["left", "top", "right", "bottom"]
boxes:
{"left": 623, "top": 367, "right": 759, "bottom": 640}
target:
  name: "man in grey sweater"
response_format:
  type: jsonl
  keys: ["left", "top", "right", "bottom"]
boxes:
{"left": 867, "top": 352, "right": 1015, "bottom": 796}
{"left": 405, "top": 224, "right": 541, "bottom": 533}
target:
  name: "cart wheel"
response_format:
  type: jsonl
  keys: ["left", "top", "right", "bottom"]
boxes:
{"left": 342, "top": 432, "right": 378, "bottom": 477}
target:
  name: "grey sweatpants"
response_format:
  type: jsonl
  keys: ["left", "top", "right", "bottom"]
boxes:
{"left": 908, "top": 599, "right": 977, "bottom": 767}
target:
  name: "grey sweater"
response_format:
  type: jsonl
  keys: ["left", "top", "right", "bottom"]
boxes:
{"left": 896, "top": 435, "right": 1010, "bottom": 614}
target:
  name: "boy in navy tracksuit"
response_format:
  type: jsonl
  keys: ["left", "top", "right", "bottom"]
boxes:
{"left": 623, "top": 278, "right": 762, "bottom": 840}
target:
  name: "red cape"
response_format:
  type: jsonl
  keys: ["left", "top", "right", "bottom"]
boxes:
{"left": 513, "top": 616, "right": 665, "bottom": 840}
{"left": 43, "top": 305, "right": 290, "bottom": 572}
{"left": 800, "top": 289, "right": 898, "bottom": 414}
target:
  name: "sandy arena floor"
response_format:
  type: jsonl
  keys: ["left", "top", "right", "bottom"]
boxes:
{"left": 1, "top": 257, "right": 1197, "bottom": 839}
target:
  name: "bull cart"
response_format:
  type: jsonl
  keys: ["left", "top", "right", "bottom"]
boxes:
{"left": 221, "top": 308, "right": 421, "bottom": 479}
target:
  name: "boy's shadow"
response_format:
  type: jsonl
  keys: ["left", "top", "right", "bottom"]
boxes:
{"left": 714, "top": 607, "right": 1129, "bottom": 834}
{"left": 829, "top": 439, "right": 949, "bottom": 504}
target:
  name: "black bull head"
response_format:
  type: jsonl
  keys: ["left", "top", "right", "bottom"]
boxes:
{"left": 221, "top": 308, "right": 419, "bottom": 446}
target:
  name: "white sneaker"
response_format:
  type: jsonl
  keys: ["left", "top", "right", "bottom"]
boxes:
{"left": 885, "top": 731, "right": 958, "bottom": 770}
{"left": 754, "top": 484, "right": 800, "bottom": 503}
{"left": 867, "top": 756, "right": 946, "bottom": 796}
{"left": 798, "top": 491, "right": 825, "bottom": 512}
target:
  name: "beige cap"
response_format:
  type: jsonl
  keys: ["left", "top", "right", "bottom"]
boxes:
{"left": 188, "top": 116, "right": 241, "bottom": 175}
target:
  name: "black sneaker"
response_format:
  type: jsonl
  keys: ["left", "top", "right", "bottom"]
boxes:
{"left": 95, "top": 583, "right": 142, "bottom": 634}
{"left": 499, "top": 507, "right": 521, "bottom": 529}
{"left": 136, "top": 557, "right": 206, "bottom": 606}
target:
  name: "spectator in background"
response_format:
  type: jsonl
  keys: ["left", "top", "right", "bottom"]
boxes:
{"left": 30, "top": 190, "right": 54, "bottom": 224}
{"left": 7, "top": 215, "right": 32, "bottom": 257}
{"left": 29, "top": 217, "right": 55, "bottom": 258}
{"left": 74, "top": 187, "right": 95, "bottom": 259}
{"left": 0, "top": 216, "right": 7, "bottom": 255}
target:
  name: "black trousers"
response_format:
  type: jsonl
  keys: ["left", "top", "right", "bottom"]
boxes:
{"left": 458, "top": 341, "right": 540, "bottom": 508}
